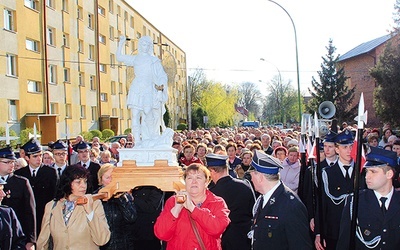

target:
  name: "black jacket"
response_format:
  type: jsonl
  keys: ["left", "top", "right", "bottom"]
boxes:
{"left": 15, "top": 165, "right": 57, "bottom": 234}
{"left": 252, "top": 182, "right": 312, "bottom": 250}
{"left": 2, "top": 174, "right": 36, "bottom": 243}
{"left": 0, "top": 205, "right": 26, "bottom": 249}
{"left": 209, "top": 175, "right": 255, "bottom": 250}
{"left": 94, "top": 190, "right": 137, "bottom": 250}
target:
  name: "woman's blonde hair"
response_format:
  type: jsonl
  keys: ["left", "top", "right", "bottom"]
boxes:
{"left": 97, "top": 163, "right": 115, "bottom": 185}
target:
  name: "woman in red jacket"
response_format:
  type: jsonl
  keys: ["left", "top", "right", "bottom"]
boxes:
{"left": 179, "top": 144, "right": 203, "bottom": 167}
{"left": 154, "top": 164, "right": 230, "bottom": 250}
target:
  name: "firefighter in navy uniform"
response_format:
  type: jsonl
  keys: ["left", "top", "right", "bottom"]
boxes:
{"left": 337, "top": 147, "right": 400, "bottom": 250}
{"left": 206, "top": 153, "right": 256, "bottom": 250}
{"left": 248, "top": 150, "right": 312, "bottom": 250}
{"left": 0, "top": 146, "right": 36, "bottom": 250}
{"left": 0, "top": 177, "right": 26, "bottom": 249}
{"left": 315, "top": 129, "right": 360, "bottom": 250}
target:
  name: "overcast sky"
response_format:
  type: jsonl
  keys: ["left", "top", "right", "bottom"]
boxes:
{"left": 127, "top": 0, "right": 396, "bottom": 95}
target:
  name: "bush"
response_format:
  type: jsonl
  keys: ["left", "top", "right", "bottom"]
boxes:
{"left": 90, "top": 130, "right": 102, "bottom": 139}
{"left": 124, "top": 128, "right": 132, "bottom": 134}
{"left": 102, "top": 129, "right": 114, "bottom": 141}
{"left": 0, "top": 127, "right": 19, "bottom": 149}
{"left": 19, "top": 128, "right": 35, "bottom": 146}
{"left": 177, "top": 123, "right": 188, "bottom": 131}
{"left": 81, "top": 131, "right": 93, "bottom": 142}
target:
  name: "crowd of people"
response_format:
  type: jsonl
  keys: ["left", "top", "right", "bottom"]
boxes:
{"left": 0, "top": 122, "right": 400, "bottom": 249}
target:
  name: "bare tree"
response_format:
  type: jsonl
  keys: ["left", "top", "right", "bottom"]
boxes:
{"left": 237, "top": 82, "right": 263, "bottom": 118}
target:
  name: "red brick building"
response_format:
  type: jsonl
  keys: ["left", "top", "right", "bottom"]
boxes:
{"left": 338, "top": 34, "right": 398, "bottom": 127}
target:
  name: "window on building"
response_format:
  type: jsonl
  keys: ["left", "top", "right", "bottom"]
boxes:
{"left": 50, "top": 102, "right": 59, "bottom": 114}
{"left": 112, "top": 108, "right": 117, "bottom": 117}
{"left": 48, "top": 64, "right": 57, "bottom": 84}
{"left": 65, "top": 104, "right": 72, "bottom": 118}
{"left": 26, "top": 39, "right": 40, "bottom": 52}
{"left": 117, "top": 5, "right": 121, "bottom": 16}
{"left": 8, "top": 100, "right": 18, "bottom": 122}
{"left": 130, "top": 16, "right": 134, "bottom": 28}
{"left": 109, "top": 1, "right": 114, "bottom": 14}
{"left": 79, "top": 72, "right": 85, "bottom": 86}
{"left": 24, "top": 0, "right": 39, "bottom": 10}
{"left": 111, "top": 81, "right": 116, "bottom": 95}
{"left": 62, "top": 0, "right": 68, "bottom": 12}
{"left": 99, "top": 64, "right": 106, "bottom": 73}
{"left": 90, "top": 75, "right": 96, "bottom": 90}
{"left": 27, "top": 80, "right": 41, "bottom": 93}
{"left": 99, "top": 34, "right": 106, "bottom": 44}
{"left": 80, "top": 105, "right": 86, "bottom": 118}
{"left": 98, "top": 6, "right": 105, "bottom": 16}
{"left": 78, "top": 39, "right": 83, "bottom": 53}
{"left": 4, "top": 9, "right": 16, "bottom": 31}
{"left": 89, "top": 44, "right": 94, "bottom": 60}
{"left": 110, "top": 53, "right": 115, "bottom": 68}
{"left": 88, "top": 13, "right": 94, "bottom": 29}
{"left": 63, "top": 68, "right": 70, "bottom": 82}
{"left": 6, "top": 54, "right": 17, "bottom": 77}
{"left": 100, "top": 93, "right": 108, "bottom": 102}
{"left": 109, "top": 26, "right": 114, "bottom": 40}
{"left": 77, "top": 6, "right": 83, "bottom": 20}
{"left": 119, "top": 82, "right": 123, "bottom": 94}
{"left": 46, "top": 0, "right": 55, "bottom": 8}
{"left": 47, "top": 27, "right": 55, "bottom": 46}
{"left": 91, "top": 106, "right": 98, "bottom": 122}
{"left": 63, "top": 33, "right": 70, "bottom": 47}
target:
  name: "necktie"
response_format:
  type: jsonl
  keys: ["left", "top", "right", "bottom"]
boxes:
{"left": 329, "top": 162, "right": 334, "bottom": 167}
{"left": 57, "top": 168, "right": 62, "bottom": 176}
{"left": 32, "top": 169, "right": 36, "bottom": 178}
{"left": 380, "top": 197, "right": 387, "bottom": 215}
{"left": 257, "top": 196, "right": 264, "bottom": 213}
{"left": 343, "top": 165, "right": 350, "bottom": 181}
{"left": 83, "top": 163, "right": 87, "bottom": 168}
{"left": 1, "top": 176, "right": 5, "bottom": 181}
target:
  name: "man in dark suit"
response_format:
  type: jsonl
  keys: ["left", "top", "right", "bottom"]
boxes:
{"left": 261, "top": 134, "right": 273, "bottom": 155}
{"left": 206, "top": 153, "right": 255, "bottom": 250}
{"left": 0, "top": 177, "right": 27, "bottom": 249}
{"left": 15, "top": 138, "right": 58, "bottom": 235}
{"left": 315, "top": 130, "right": 355, "bottom": 250}
{"left": 51, "top": 139, "right": 69, "bottom": 178}
{"left": 76, "top": 141, "right": 100, "bottom": 193}
{"left": 337, "top": 147, "right": 400, "bottom": 249}
{"left": 0, "top": 146, "right": 36, "bottom": 250}
{"left": 248, "top": 150, "right": 312, "bottom": 250}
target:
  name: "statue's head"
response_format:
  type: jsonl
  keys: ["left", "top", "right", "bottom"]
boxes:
{"left": 138, "top": 36, "right": 154, "bottom": 54}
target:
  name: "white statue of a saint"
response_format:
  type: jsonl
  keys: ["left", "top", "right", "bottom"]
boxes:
{"left": 116, "top": 36, "right": 168, "bottom": 146}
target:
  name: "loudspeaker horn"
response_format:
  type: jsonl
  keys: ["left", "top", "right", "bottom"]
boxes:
{"left": 318, "top": 101, "right": 336, "bottom": 119}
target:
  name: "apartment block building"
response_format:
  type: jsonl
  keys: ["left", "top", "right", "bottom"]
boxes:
{"left": 0, "top": 0, "right": 188, "bottom": 143}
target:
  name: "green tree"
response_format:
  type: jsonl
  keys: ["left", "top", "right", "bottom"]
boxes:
{"left": 370, "top": 39, "right": 400, "bottom": 127}
{"left": 191, "top": 107, "right": 207, "bottom": 129}
{"left": 196, "top": 83, "right": 237, "bottom": 127}
{"left": 307, "top": 40, "right": 356, "bottom": 123}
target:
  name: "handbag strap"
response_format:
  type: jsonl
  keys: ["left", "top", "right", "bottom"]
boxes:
{"left": 189, "top": 215, "right": 206, "bottom": 250}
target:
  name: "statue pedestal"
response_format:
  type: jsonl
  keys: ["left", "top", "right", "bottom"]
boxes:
{"left": 118, "top": 147, "right": 178, "bottom": 167}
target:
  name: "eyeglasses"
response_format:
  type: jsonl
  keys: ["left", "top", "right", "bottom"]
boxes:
{"left": 0, "top": 160, "right": 15, "bottom": 165}
{"left": 54, "top": 152, "right": 67, "bottom": 156}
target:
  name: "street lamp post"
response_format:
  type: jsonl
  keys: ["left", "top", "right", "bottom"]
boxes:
{"left": 260, "top": 58, "right": 282, "bottom": 85}
{"left": 266, "top": 0, "right": 302, "bottom": 122}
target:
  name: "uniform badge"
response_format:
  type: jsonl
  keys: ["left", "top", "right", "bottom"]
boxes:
{"left": 268, "top": 232, "right": 272, "bottom": 238}
{"left": 6, "top": 190, "right": 11, "bottom": 198}
{"left": 364, "top": 229, "right": 371, "bottom": 236}
{"left": 269, "top": 197, "right": 275, "bottom": 205}
{"left": 337, "top": 186, "right": 341, "bottom": 191}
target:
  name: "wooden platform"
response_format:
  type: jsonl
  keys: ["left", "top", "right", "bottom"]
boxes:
{"left": 98, "top": 159, "right": 185, "bottom": 200}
